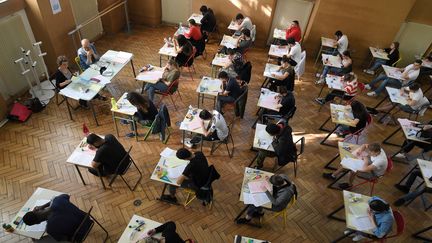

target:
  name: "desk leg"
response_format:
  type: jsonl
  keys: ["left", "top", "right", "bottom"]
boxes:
{"left": 378, "top": 104, "right": 396, "bottom": 123}
{"left": 412, "top": 225, "right": 432, "bottom": 242}
{"left": 75, "top": 165, "right": 86, "bottom": 185}
{"left": 316, "top": 83, "right": 326, "bottom": 98}
{"left": 248, "top": 152, "right": 259, "bottom": 167}
{"left": 234, "top": 205, "right": 249, "bottom": 221}
{"left": 159, "top": 55, "right": 162, "bottom": 67}
{"left": 200, "top": 134, "right": 203, "bottom": 152}
{"left": 396, "top": 165, "right": 418, "bottom": 185}
{"left": 327, "top": 170, "right": 349, "bottom": 190}
{"left": 382, "top": 127, "right": 401, "bottom": 147}
{"left": 65, "top": 97, "right": 73, "bottom": 121}
{"left": 332, "top": 230, "right": 354, "bottom": 243}
{"left": 324, "top": 153, "right": 340, "bottom": 170}
{"left": 130, "top": 59, "right": 136, "bottom": 77}
{"left": 391, "top": 140, "right": 414, "bottom": 164}
{"left": 113, "top": 113, "right": 119, "bottom": 137}
{"left": 319, "top": 116, "right": 332, "bottom": 132}
{"left": 141, "top": 82, "right": 146, "bottom": 94}
{"left": 213, "top": 96, "right": 216, "bottom": 110}
{"left": 89, "top": 101, "right": 99, "bottom": 126}
{"left": 96, "top": 169, "right": 106, "bottom": 190}
{"left": 261, "top": 77, "right": 269, "bottom": 88}
{"left": 197, "top": 93, "right": 201, "bottom": 108}
{"left": 327, "top": 204, "right": 345, "bottom": 222}
{"left": 182, "top": 130, "right": 185, "bottom": 148}
{"left": 373, "top": 94, "right": 388, "bottom": 109}
{"left": 320, "top": 125, "right": 339, "bottom": 147}
{"left": 133, "top": 119, "right": 138, "bottom": 141}
{"left": 314, "top": 45, "right": 323, "bottom": 66}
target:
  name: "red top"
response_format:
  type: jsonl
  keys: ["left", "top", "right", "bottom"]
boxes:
{"left": 286, "top": 26, "right": 301, "bottom": 42}
{"left": 185, "top": 25, "right": 202, "bottom": 41}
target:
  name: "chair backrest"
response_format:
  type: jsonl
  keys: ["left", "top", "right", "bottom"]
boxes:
{"left": 75, "top": 56, "right": 83, "bottom": 73}
{"left": 392, "top": 210, "right": 405, "bottom": 235}
{"left": 239, "top": 61, "right": 252, "bottom": 83}
{"left": 185, "top": 47, "right": 196, "bottom": 67}
{"left": 295, "top": 136, "right": 305, "bottom": 157}
{"left": 251, "top": 25, "right": 257, "bottom": 42}
{"left": 295, "top": 51, "right": 306, "bottom": 77}
{"left": 71, "top": 207, "right": 94, "bottom": 243}
{"left": 235, "top": 85, "right": 248, "bottom": 105}
{"left": 286, "top": 106, "right": 297, "bottom": 120}
{"left": 114, "top": 146, "right": 133, "bottom": 176}
{"left": 386, "top": 156, "right": 394, "bottom": 173}
{"left": 392, "top": 55, "right": 402, "bottom": 67}
{"left": 414, "top": 100, "right": 430, "bottom": 116}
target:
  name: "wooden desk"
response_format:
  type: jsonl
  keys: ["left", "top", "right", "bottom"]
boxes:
{"left": 273, "top": 28, "right": 286, "bottom": 41}
{"left": 158, "top": 43, "right": 178, "bottom": 67}
{"left": 179, "top": 107, "right": 209, "bottom": 151}
{"left": 211, "top": 54, "right": 231, "bottom": 77}
{"left": 118, "top": 215, "right": 162, "bottom": 243}
{"left": 228, "top": 21, "right": 240, "bottom": 31}
{"left": 135, "top": 66, "right": 164, "bottom": 92}
{"left": 268, "top": 44, "right": 289, "bottom": 58}
{"left": 8, "top": 187, "right": 63, "bottom": 239}
{"left": 234, "top": 235, "right": 270, "bottom": 243}
{"left": 188, "top": 13, "right": 203, "bottom": 24}
{"left": 319, "top": 104, "right": 355, "bottom": 147}
{"left": 369, "top": 47, "right": 389, "bottom": 60}
{"left": 322, "top": 54, "right": 342, "bottom": 68}
{"left": 196, "top": 76, "right": 222, "bottom": 109}
{"left": 150, "top": 147, "right": 189, "bottom": 205}
{"left": 324, "top": 141, "right": 360, "bottom": 170}
{"left": 220, "top": 34, "right": 239, "bottom": 49}
{"left": 66, "top": 137, "right": 107, "bottom": 189}
{"left": 314, "top": 37, "right": 337, "bottom": 66}
{"left": 382, "top": 65, "right": 403, "bottom": 80}
{"left": 111, "top": 92, "right": 138, "bottom": 140}
{"left": 317, "top": 74, "right": 344, "bottom": 98}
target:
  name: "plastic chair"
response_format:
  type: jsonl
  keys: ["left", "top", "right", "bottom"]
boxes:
{"left": 295, "top": 51, "right": 306, "bottom": 81}
{"left": 141, "top": 114, "right": 171, "bottom": 144}
{"left": 392, "top": 55, "right": 402, "bottom": 67}
{"left": 364, "top": 210, "right": 404, "bottom": 242}
{"left": 155, "top": 79, "right": 182, "bottom": 109}
{"left": 183, "top": 165, "right": 220, "bottom": 209}
{"left": 260, "top": 184, "right": 297, "bottom": 228}
{"left": 75, "top": 56, "right": 84, "bottom": 73}
{"left": 71, "top": 206, "right": 109, "bottom": 243}
{"left": 108, "top": 146, "right": 143, "bottom": 191}
{"left": 209, "top": 121, "right": 235, "bottom": 158}
{"left": 349, "top": 156, "right": 393, "bottom": 196}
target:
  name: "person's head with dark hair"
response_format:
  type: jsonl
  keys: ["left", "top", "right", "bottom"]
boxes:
{"left": 188, "top": 19, "right": 197, "bottom": 26}
{"left": 265, "top": 123, "right": 281, "bottom": 136}
{"left": 335, "top": 30, "right": 343, "bottom": 39}
{"left": 235, "top": 13, "right": 244, "bottom": 24}
{"left": 414, "top": 59, "right": 423, "bottom": 69}
{"left": 176, "top": 34, "right": 188, "bottom": 46}
{"left": 427, "top": 55, "right": 432, "bottom": 62}
{"left": 23, "top": 211, "right": 45, "bottom": 226}
{"left": 391, "top": 42, "right": 399, "bottom": 50}
{"left": 369, "top": 198, "right": 390, "bottom": 212}
{"left": 127, "top": 91, "right": 151, "bottom": 113}
{"left": 199, "top": 109, "right": 212, "bottom": 120}
{"left": 241, "top": 28, "right": 251, "bottom": 38}
{"left": 269, "top": 174, "right": 291, "bottom": 187}
{"left": 86, "top": 133, "right": 104, "bottom": 150}
{"left": 292, "top": 20, "right": 299, "bottom": 26}
{"left": 176, "top": 148, "right": 192, "bottom": 160}
{"left": 287, "top": 37, "right": 295, "bottom": 46}
{"left": 342, "top": 50, "right": 351, "bottom": 59}
{"left": 367, "top": 143, "right": 382, "bottom": 156}
{"left": 409, "top": 83, "right": 420, "bottom": 92}
{"left": 351, "top": 100, "right": 367, "bottom": 117}
{"left": 200, "top": 5, "right": 208, "bottom": 14}
{"left": 227, "top": 48, "right": 236, "bottom": 57}
{"left": 281, "top": 55, "right": 291, "bottom": 68}
{"left": 278, "top": 86, "right": 288, "bottom": 95}
{"left": 343, "top": 73, "right": 355, "bottom": 82}
{"left": 218, "top": 71, "right": 229, "bottom": 81}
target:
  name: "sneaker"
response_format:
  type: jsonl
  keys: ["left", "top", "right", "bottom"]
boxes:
{"left": 98, "top": 95, "right": 108, "bottom": 101}
{"left": 161, "top": 195, "right": 178, "bottom": 203}
{"left": 236, "top": 218, "right": 251, "bottom": 224}
{"left": 315, "top": 98, "right": 325, "bottom": 105}
{"left": 365, "top": 70, "right": 375, "bottom": 75}
{"left": 394, "top": 153, "right": 407, "bottom": 160}
{"left": 366, "top": 107, "right": 379, "bottom": 115}
{"left": 80, "top": 103, "right": 90, "bottom": 110}
{"left": 120, "top": 119, "right": 129, "bottom": 125}
{"left": 352, "top": 234, "right": 366, "bottom": 241}
{"left": 364, "top": 84, "right": 371, "bottom": 90}
{"left": 362, "top": 69, "right": 368, "bottom": 73}
{"left": 252, "top": 211, "right": 265, "bottom": 218}
{"left": 315, "top": 73, "right": 321, "bottom": 78}
{"left": 344, "top": 230, "right": 355, "bottom": 237}
{"left": 394, "top": 184, "right": 410, "bottom": 194}
{"left": 184, "top": 140, "right": 194, "bottom": 148}
{"left": 393, "top": 198, "right": 406, "bottom": 207}
{"left": 125, "top": 132, "right": 136, "bottom": 138}
{"left": 367, "top": 91, "right": 377, "bottom": 97}
{"left": 338, "top": 183, "right": 352, "bottom": 190}
{"left": 315, "top": 78, "right": 324, "bottom": 85}
{"left": 323, "top": 173, "right": 336, "bottom": 180}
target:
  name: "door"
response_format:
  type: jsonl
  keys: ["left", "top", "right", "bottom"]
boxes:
{"left": 69, "top": 0, "right": 103, "bottom": 41}
{"left": 162, "top": 0, "right": 192, "bottom": 25}
{"left": 395, "top": 22, "right": 432, "bottom": 66}
{"left": 267, "top": 0, "right": 314, "bottom": 44}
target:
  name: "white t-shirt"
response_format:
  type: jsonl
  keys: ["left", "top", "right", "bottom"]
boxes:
{"left": 289, "top": 42, "right": 302, "bottom": 64}
{"left": 402, "top": 64, "right": 420, "bottom": 82}
{"left": 409, "top": 89, "right": 429, "bottom": 110}
{"left": 370, "top": 149, "right": 388, "bottom": 176}
{"left": 209, "top": 110, "right": 228, "bottom": 140}
{"left": 240, "top": 17, "right": 253, "bottom": 31}
{"left": 337, "top": 35, "right": 349, "bottom": 54}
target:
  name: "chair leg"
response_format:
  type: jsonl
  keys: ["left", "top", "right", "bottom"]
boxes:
{"left": 370, "top": 182, "right": 375, "bottom": 196}
{"left": 294, "top": 161, "right": 297, "bottom": 177}
{"left": 90, "top": 215, "right": 110, "bottom": 243}
{"left": 170, "top": 95, "right": 177, "bottom": 110}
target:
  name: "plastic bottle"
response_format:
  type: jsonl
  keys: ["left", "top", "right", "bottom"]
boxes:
{"left": 111, "top": 97, "right": 118, "bottom": 110}
{"left": 82, "top": 123, "right": 89, "bottom": 136}
{"left": 179, "top": 22, "right": 182, "bottom": 29}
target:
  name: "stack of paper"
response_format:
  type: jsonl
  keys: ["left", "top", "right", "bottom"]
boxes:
{"left": 341, "top": 157, "right": 364, "bottom": 172}
{"left": 136, "top": 70, "right": 164, "bottom": 81}
{"left": 351, "top": 216, "right": 374, "bottom": 231}
{"left": 160, "top": 147, "right": 176, "bottom": 158}
{"left": 243, "top": 192, "right": 270, "bottom": 207}
{"left": 167, "top": 164, "right": 187, "bottom": 179}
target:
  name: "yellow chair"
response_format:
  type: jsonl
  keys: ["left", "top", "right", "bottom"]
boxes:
{"left": 75, "top": 56, "right": 84, "bottom": 73}
{"left": 183, "top": 188, "right": 213, "bottom": 209}
{"left": 392, "top": 55, "right": 402, "bottom": 67}
{"left": 260, "top": 188, "right": 297, "bottom": 228}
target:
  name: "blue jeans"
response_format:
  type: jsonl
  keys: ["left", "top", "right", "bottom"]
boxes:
{"left": 368, "top": 74, "right": 401, "bottom": 95}
{"left": 322, "top": 66, "right": 344, "bottom": 79}
{"left": 145, "top": 81, "right": 169, "bottom": 101}
{"left": 216, "top": 95, "right": 236, "bottom": 112}
{"left": 369, "top": 59, "right": 387, "bottom": 71}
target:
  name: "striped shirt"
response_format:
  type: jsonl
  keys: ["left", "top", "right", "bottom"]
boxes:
{"left": 344, "top": 78, "right": 358, "bottom": 96}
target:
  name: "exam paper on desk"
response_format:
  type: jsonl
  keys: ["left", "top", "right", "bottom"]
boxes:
{"left": 351, "top": 216, "right": 374, "bottom": 231}
{"left": 167, "top": 164, "right": 187, "bottom": 179}
{"left": 243, "top": 192, "right": 271, "bottom": 207}
{"left": 341, "top": 157, "right": 364, "bottom": 172}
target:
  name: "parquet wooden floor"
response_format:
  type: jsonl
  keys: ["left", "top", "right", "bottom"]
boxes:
{"left": 1, "top": 25, "right": 432, "bottom": 242}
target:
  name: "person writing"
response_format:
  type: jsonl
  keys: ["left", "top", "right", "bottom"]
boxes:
{"left": 285, "top": 20, "right": 301, "bottom": 42}
{"left": 174, "top": 34, "right": 194, "bottom": 67}
{"left": 334, "top": 30, "right": 349, "bottom": 55}
{"left": 233, "top": 13, "right": 253, "bottom": 36}
{"left": 216, "top": 71, "right": 242, "bottom": 113}
{"left": 86, "top": 133, "right": 128, "bottom": 177}
{"left": 22, "top": 194, "right": 92, "bottom": 242}
{"left": 77, "top": 39, "right": 100, "bottom": 70}
{"left": 286, "top": 38, "right": 302, "bottom": 67}
{"left": 184, "top": 19, "right": 202, "bottom": 44}
{"left": 144, "top": 59, "right": 181, "bottom": 101}
{"left": 199, "top": 5, "right": 216, "bottom": 36}
{"left": 145, "top": 221, "right": 185, "bottom": 243}
{"left": 162, "top": 148, "right": 210, "bottom": 204}
{"left": 219, "top": 29, "right": 252, "bottom": 55}
{"left": 261, "top": 86, "right": 295, "bottom": 124}
{"left": 268, "top": 55, "right": 295, "bottom": 91}
{"left": 315, "top": 73, "right": 358, "bottom": 106}
{"left": 187, "top": 109, "right": 229, "bottom": 147}
{"left": 122, "top": 92, "right": 158, "bottom": 138}
{"left": 316, "top": 50, "right": 353, "bottom": 84}
{"left": 363, "top": 42, "right": 400, "bottom": 75}
{"left": 236, "top": 174, "right": 297, "bottom": 224}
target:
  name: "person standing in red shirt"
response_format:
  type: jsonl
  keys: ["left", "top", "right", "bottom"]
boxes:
{"left": 285, "top": 20, "right": 301, "bottom": 42}
{"left": 184, "top": 19, "right": 202, "bottom": 42}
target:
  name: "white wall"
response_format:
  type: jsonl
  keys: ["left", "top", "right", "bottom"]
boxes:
{"left": 395, "top": 22, "right": 432, "bottom": 66}
{"left": 162, "top": 0, "right": 192, "bottom": 24}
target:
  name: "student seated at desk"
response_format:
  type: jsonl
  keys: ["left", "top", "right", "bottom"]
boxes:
{"left": 187, "top": 109, "right": 228, "bottom": 147}
{"left": 77, "top": 38, "right": 100, "bottom": 70}
{"left": 54, "top": 56, "right": 106, "bottom": 109}
{"left": 315, "top": 73, "right": 358, "bottom": 106}
{"left": 255, "top": 121, "right": 296, "bottom": 169}
{"left": 122, "top": 92, "right": 158, "bottom": 138}
{"left": 216, "top": 71, "right": 243, "bottom": 113}
{"left": 200, "top": 5, "right": 216, "bottom": 35}
{"left": 184, "top": 19, "right": 202, "bottom": 42}
{"left": 236, "top": 174, "right": 297, "bottom": 224}
{"left": 174, "top": 34, "right": 194, "bottom": 67}
{"left": 219, "top": 29, "right": 252, "bottom": 55}
{"left": 394, "top": 169, "right": 432, "bottom": 207}
{"left": 420, "top": 54, "right": 432, "bottom": 76}
{"left": 233, "top": 13, "right": 253, "bottom": 35}
{"left": 363, "top": 42, "right": 400, "bottom": 75}
{"left": 22, "top": 194, "right": 92, "bottom": 242}
{"left": 146, "top": 221, "right": 185, "bottom": 243}
{"left": 285, "top": 20, "right": 301, "bottom": 43}
{"left": 335, "top": 100, "right": 369, "bottom": 137}
{"left": 366, "top": 60, "right": 422, "bottom": 97}
{"left": 323, "top": 143, "right": 388, "bottom": 190}
{"left": 286, "top": 37, "right": 302, "bottom": 67}
{"left": 394, "top": 121, "right": 432, "bottom": 160}
{"left": 220, "top": 50, "right": 244, "bottom": 79}
{"left": 334, "top": 30, "right": 349, "bottom": 55}
{"left": 144, "top": 59, "right": 181, "bottom": 102}
{"left": 370, "top": 83, "right": 429, "bottom": 116}
{"left": 316, "top": 50, "right": 352, "bottom": 84}
{"left": 261, "top": 86, "right": 295, "bottom": 123}
{"left": 86, "top": 133, "right": 128, "bottom": 177}
{"left": 347, "top": 196, "right": 393, "bottom": 241}
{"left": 268, "top": 55, "right": 295, "bottom": 92}
{"left": 163, "top": 148, "right": 210, "bottom": 204}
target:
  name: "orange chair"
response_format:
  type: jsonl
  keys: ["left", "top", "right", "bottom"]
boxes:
{"left": 155, "top": 79, "right": 182, "bottom": 109}
{"left": 364, "top": 210, "right": 404, "bottom": 242}
{"left": 349, "top": 156, "right": 393, "bottom": 196}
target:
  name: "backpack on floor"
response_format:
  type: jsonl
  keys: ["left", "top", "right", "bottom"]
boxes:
{"left": 26, "top": 97, "right": 45, "bottom": 113}
{"left": 8, "top": 102, "right": 32, "bottom": 122}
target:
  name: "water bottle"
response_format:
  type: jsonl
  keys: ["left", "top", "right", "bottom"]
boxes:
{"left": 111, "top": 97, "right": 118, "bottom": 110}
{"left": 179, "top": 22, "right": 182, "bottom": 29}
